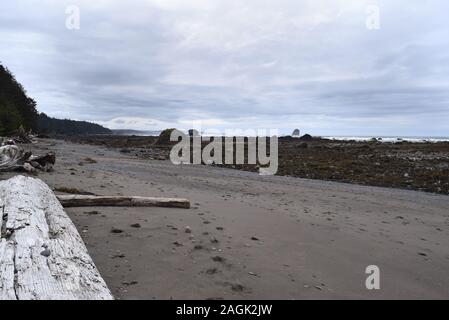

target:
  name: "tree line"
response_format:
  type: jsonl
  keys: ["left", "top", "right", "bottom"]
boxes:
{"left": 0, "top": 63, "right": 111, "bottom": 136}
{"left": 37, "top": 113, "right": 111, "bottom": 135}
{"left": 0, "top": 64, "right": 38, "bottom": 135}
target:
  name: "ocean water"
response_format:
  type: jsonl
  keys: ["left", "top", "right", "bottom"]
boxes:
{"left": 111, "top": 130, "right": 449, "bottom": 143}
{"left": 322, "top": 136, "right": 449, "bottom": 143}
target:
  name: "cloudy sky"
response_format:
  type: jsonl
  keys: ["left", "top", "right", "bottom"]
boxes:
{"left": 1, "top": 0, "right": 448, "bottom": 136}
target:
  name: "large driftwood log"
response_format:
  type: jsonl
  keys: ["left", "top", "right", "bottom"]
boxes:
{"left": 57, "top": 195, "right": 191, "bottom": 209}
{"left": 0, "top": 145, "right": 31, "bottom": 171}
{"left": 0, "top": 145, "right": 55, "bottom": 172}
{"left": 0, "top": 176, "right": 113, "bottom": 300}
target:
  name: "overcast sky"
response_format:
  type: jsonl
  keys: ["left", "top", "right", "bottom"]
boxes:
{"left": 1, "top": 0, "right": 448, "bottom": 136}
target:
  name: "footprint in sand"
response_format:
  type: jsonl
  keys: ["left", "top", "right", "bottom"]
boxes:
{"left": 204, "top": 267, "right": 219, "bottom": 275}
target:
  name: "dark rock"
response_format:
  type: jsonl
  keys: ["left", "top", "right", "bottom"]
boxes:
{"left": 111, "top": 227, "right": 124, "bottom": 234}
{"left": 40, "top": 248, "right": 51, "bottom": 257}
{"left": 231, "top": 284, "right": 245, "bottom": 292}
{"left": 212, "top": 256, "right": 225, "bottom": 262}
{"left": 299, "top": 134, "right": 313, "bottom": 141}
{"left": 173, "top": 241, "right": 184, "bottom": 247}
{"left": 418, "top": 252, "right": 428, "bottom": 257}
{"left": 210, "top": 237, "right": 219, "bottom": 244}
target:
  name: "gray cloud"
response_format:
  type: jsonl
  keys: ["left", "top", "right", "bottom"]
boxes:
{"left": 1, "top": 0, "right": 449, "bottom": 136}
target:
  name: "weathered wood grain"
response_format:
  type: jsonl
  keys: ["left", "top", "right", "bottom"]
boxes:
{"left": 0, "top": 145, "right": 31, "bottom": 171}
{"left": 0, "top": 175, "right": 113, "bottom": 300}
{"left": 57, "top": 195, "right": 191, "bottom": 209}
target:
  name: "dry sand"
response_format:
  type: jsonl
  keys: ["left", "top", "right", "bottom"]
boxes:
{"left": 3, "top": 139, "right": 449, "bottom": 299}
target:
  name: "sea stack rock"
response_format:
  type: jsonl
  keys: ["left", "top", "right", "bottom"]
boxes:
{"left": 292, "top": 129, "right": 300, "bottom": 138}
{"left": 299, "top": 134, "right": 313, "bottom": 141}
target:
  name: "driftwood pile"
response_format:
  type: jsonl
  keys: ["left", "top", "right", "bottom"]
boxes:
{"left": 0, "top": 126, "right": 36, "bottom": 146}
{"left": 12, "top": 126, "right": 36, "bottom": 144}
{"left": 0, "top": 141, "right": 55, "bottom": 173}
{"left": 0, "top": 176, "right": 113, "bottom": 300}
{"left": 0, "top": 126, "right": 50, "bottom": 173}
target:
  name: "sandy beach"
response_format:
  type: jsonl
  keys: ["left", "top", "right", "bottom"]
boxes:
{"left": 3, "top": 138, "right": 449, "bottom": 300}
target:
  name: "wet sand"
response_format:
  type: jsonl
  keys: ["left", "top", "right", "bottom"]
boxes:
{"left": 3, "top": 139, "right": 449, "bottom": 299}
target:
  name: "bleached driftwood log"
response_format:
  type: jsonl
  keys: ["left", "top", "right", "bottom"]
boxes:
{"left": 0, "top": 145, "right": 55, "bottom": 172}
{"left": 0, "top": 176, "right": 113, "bottom": 300}
{"left": 57, "top": 195, "right": 191, "bottom": 209}
{"left": 0, "top": 145, "right": 31, "bottom": 171}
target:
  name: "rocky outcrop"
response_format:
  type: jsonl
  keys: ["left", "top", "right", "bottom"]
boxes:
{"left": 300, "top": 134, "right": 313, "bottom": 141}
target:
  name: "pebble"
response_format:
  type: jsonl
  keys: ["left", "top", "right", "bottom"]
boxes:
{"left": 40, "top": 248, "right": 51, "bottom": 257}
{"left": 173, "top": 241, "right": 183, "bottom": 247}
{"left": 212, "top": 256, "right": 225, "bottom": 263}
{"left": 210, "top": 237, "right": 219, "bottom": 244}
{"left": 418, "top": 252, "right": 428, "bottom": 257}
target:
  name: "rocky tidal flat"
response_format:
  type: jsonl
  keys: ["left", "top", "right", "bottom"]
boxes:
{"left": 65, "top": 135, "right": 449, "bottom": 195}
